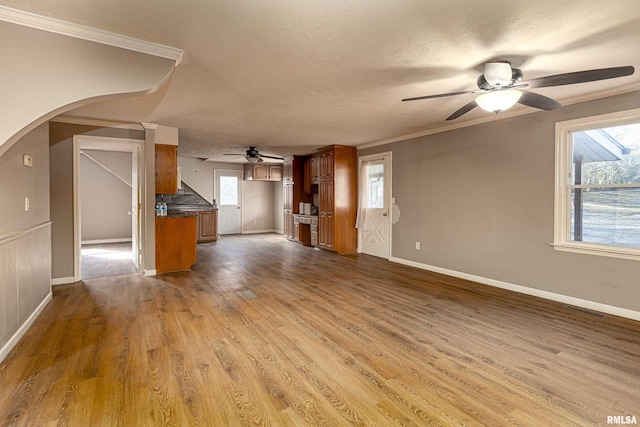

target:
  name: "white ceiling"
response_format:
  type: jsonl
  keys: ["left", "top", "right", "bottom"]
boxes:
{"left": 4, "top": 0, "right": 640, "bottom": 161}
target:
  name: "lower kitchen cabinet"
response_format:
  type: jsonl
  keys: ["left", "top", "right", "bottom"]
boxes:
{"left": 198, "top": 210, "right": 218, "bottom": 243}
{"left": 156, "top": 216, "right": 197, "bottom": 274}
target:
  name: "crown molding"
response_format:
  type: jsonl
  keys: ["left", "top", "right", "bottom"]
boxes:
{"left": 0, "top": 5, "right": 183, "bottom": 66}
{"left": 51, "top": 116, "right": 144, "bottom": 131}
{"left": 141, "top": 122, "right": 159, "bottom": 130}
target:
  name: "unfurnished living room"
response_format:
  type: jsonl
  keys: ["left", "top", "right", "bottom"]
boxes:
{"left": 1, "top": 1, "right": 639, "bottom": 426}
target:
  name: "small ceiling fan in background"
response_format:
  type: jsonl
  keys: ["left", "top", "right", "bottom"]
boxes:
{"left": 224, "top": 146, "right": 284, "bottom": 163}
{"left": 402, "top": 62, "right": 635, "bottom": 120}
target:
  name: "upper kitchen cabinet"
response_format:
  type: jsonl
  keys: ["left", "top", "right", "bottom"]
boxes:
{"left": 244, "top": 163, "right": 282, "bottom": 181}
{"left": 155, "top": 144, "right": 178, "bottom": 194}
{"left": 318, "top": 148, "right": 334, "bottom": 180}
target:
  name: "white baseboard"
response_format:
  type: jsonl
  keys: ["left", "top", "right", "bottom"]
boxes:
{"left": 144, "top": 269, "right": 157, "bottom": 277}
{"left": 241, "top": 229, "right": 277, "bottom": 235}
{"left": 81, "top": 238, "right": 132, "bottom": 245}
{"left": 0, "top": 292, "right": 53, "bottom": 364}
{"left": 389, "top": 257, "right": 640, "bottom": 322}
{"left": 51, "top": 276, "right": 76, "bottom": 286}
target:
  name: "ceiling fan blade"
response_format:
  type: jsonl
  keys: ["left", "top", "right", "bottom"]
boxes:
{"left": 527, "top": 66, "right": 634, "bottom": 88}
{"left": 402, "top": 89, "right": 476, "bottom": 102}
{"left": 518, "top": 91, "right": 561, "bottom": 110}
{"left": 259, "top": 154, "right": 285, "bottom": 160}
{"left": 446, "top": 100, "right": 477, "bottom": 121}
{"left": 224, "top": 153, "right": 245, "bottom": 156}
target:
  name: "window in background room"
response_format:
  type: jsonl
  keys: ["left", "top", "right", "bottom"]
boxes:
{"left": 555, "top": 110, "right": 640, "bottom": 260}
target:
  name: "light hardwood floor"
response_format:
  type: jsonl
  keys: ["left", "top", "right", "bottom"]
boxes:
{"left": 1, "top": 233, "right": 639, "bottom": 426}
{"left": 81, "top": 242, "right": 137, "bottom": 280}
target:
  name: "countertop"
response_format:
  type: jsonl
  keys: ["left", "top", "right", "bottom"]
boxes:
{"left": 157, "top": 212, "right": 198, "bottom": 218}
{"left": 167, "top": 206, "right": 218, "bottom": 212}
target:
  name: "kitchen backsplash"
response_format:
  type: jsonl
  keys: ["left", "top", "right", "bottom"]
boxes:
{"left": 156, "top": 182, "right": 214, "bottom": 210}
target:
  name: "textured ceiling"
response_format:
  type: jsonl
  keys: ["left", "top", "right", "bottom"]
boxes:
{"left": 4, "top": 0, "right": 640, "bottom": 160}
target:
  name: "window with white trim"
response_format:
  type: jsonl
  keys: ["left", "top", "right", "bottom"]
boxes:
{"left": 554, "top": 109, "right": 640, "bottom": 260}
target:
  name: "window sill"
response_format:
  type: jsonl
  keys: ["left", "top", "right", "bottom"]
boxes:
{"left": 552, "top": 242, "right": 640, "bottom": 261}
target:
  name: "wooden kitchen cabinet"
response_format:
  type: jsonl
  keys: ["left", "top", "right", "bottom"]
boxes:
{"left": 317, "top": 179, "right": 334, "bottom": 250}
{"left": 282, "top": 147, "right": 356, "bottom": 253}
{"left": 318, "top": 148, "right": 334, "bottom": 179}
{"left": 198, "top": 210, "right": 218, "bottom": 243}
{"left": 155, "top": 216, "right": 197, "bottom": 274}
{"left": 293, "top": 214, "right": 317, "bottom": 247}
{"left": 316, "top": 145, "right": 357, "bottom": 254}
{"left": 310, "top": 155, "right": 320, "bottom": 184}
{"left": 244, "top": 163, "right": 282, "bottom": 181}
{"left": 155, "top": 144, "right": 178, "bottom": 194}
{"left": 283, "top": 182, "right": 294, "bottom": 239}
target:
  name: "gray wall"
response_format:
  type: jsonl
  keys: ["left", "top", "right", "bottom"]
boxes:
{"left": 80, "top": 149, "right": 132, "bottom": 242}
{"left": 49, "top": 123, "right": 144, "bottom": 279}
{"left": 178, "top": 157, "right": 280, "bottom": 232}
{"left": 0, "top": 123, "right": 51, "bottom": 359}
{"left": 360, "top": 90, "right": 640, "bottom": 313}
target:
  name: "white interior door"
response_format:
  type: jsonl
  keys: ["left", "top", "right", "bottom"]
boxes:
{"left": 359, "top": 154, "right": 391, "bottom": 259}
{"left": 216, "top": 170, "right": 243, "bottom": 234}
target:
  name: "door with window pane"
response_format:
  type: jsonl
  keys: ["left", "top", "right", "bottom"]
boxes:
{"left": 359, "top": 154, "right": 391, "bottom": 259}
{"left": 215, "top": 170, "right": 242, "bottom": 234}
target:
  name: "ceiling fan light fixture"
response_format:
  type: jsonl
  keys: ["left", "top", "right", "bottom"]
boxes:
{"left": 246, "top": 156, "right": 259, "bottom": 163}
{"left": 475, "top": 89, "right": 522, "bottom": 114}
{"left": 484, "top": 62, "right": 513, "bottom": 87}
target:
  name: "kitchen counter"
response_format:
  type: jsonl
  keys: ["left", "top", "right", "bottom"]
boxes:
{"left": 293, "top": 214, "right": 319, "bottom": 247}
{"left": 168, "top": 205, "right": 217, "bottom": 212}
{"left": 160, "top": 212, "right": 198, "bottom": 218}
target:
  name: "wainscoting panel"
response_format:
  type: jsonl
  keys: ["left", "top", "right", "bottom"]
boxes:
{"left": 0, "top": 222, "right": 52, "bottom": 362}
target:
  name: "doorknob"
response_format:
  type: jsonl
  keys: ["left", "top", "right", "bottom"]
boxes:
{"left": 127, "top": 211, "right": 133, "bottom": 216}
{"left": 382, "top": 212, "right": 388, "bottom": 216}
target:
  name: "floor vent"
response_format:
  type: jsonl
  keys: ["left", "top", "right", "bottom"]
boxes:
{"left": 564, "top": 305, "right": 607, "bottom": 318}
{"left": 238, "top": 289, "right": 258, "bottom": 300}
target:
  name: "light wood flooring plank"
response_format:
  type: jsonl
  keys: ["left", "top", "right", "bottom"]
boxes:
{"left": 1, "top": 233, "right": 639, "bottom": 426}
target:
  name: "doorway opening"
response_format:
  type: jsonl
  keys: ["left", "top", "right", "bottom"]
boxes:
{"left": 73, "top": 136, "right": 145, "bottom": 281}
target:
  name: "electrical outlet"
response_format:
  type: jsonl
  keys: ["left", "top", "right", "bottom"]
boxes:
{"left": 415, "top": 241, "right": 420, "bottom": 250}
{"left": 25, "top": 197, "right": 29, "bottom": 211}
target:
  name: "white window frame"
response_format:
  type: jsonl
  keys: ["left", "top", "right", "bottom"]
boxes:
{"left": 554, "top": 108, "right": 640, "bottom": 261}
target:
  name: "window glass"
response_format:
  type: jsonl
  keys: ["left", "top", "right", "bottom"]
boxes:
{"left": 219, "top": 176, "right": 238, "bottom": 205}
{"left": 570, "top": 188, "right": 640, "bottom": 247}
{"left": 560, "top": 118, "right": 640, "bottom": 254}
{"left": 572, "top": 124, "right": 640, "bottom": 185}
{"left": 367, "top": 163, "right": 384, "bottom": 208}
